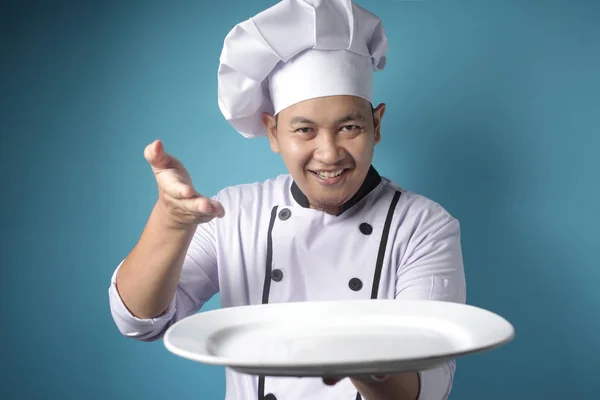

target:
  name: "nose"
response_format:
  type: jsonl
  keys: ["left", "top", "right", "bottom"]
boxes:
{"left": 313, "top": 132, "right": 344, "bottom": 164}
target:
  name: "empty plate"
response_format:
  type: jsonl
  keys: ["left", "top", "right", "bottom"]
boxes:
{"left": 163, "top": 299, "right": 514, "bottom": 377}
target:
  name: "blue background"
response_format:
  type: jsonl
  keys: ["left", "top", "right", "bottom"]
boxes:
{"left": 2, "top": 0, "right": 599, "bottom": 399}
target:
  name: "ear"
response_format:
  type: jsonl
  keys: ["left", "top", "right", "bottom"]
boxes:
{"left": 261, "top": 112, "right": 280, "bottom": 153}
{"left": 372, "top": 103, "right": 386, "bottom": 145}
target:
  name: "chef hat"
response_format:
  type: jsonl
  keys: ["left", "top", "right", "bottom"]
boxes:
{"left": 217, "top": 0, "right": 389, "bottom": 138}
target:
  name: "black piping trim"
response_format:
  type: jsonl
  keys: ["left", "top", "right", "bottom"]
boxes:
{"left": 356, "top": 191, "right": 401, "bottom": 399}
{"left": 258, "top": 377, "right": 265, "bottom": 400}
{"left": 290, "top": 165, "right": 382, "bottom": 216}
{"left": 261, "top": 206, "right": 278, "bottom": 304}
{"left": 258, "top": 192, "right": 402, "bottom": 400}
{"left": 258, "top": 206, "right": 279, "bottom": 400}
{"left": 370, "top": 190, "right": 401, "bottom": 299}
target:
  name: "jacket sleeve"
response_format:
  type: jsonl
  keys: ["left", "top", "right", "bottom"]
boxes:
{"left": 395, "top": 203, "right": 467, "bottom": 400}
{"left": 108, "top": 217, "right": 220, "bottom": 342}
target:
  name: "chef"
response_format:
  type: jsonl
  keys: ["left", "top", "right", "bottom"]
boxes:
{"left": 108, "top": 0, "right": 466, "bottom": 399}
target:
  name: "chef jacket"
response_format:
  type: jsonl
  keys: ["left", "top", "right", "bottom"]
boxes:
{"left": 109, "top": 166, "right": 467, "bottom": 400}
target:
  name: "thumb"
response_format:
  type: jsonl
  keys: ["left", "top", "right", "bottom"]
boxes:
{"left": 323, "top": 377, "right": 343, "bottom": 386}
{"left": 144, "top": 140, "right": 170, "bottom": 170}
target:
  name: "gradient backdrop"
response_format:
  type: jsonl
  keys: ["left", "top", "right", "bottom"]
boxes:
{"left": 2, "top": 0, "right": 599, "bottom": 399}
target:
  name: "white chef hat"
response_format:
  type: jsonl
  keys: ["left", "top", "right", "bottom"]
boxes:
{"left": 217, "top": 0, "right": 389, "bottom": 138}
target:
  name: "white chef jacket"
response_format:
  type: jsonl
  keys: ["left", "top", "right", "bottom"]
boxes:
{"left": 109, "top": 166, "right": 466, "bottom": 400}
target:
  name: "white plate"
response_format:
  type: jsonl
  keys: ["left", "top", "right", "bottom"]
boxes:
{"left": 163, "top": 299, "right": 514, "bottom": 377}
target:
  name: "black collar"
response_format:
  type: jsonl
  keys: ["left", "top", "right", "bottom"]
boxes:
{"left": 290, "top": 166, "right": 382, "bottom": 215}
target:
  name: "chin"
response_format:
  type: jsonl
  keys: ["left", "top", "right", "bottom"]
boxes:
{"left": 309, "top": 191, "right": 350, "bottom": 209}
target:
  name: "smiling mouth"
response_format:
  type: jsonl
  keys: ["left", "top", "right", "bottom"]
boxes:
{"left": 311, "top": 169, "right": 345, "bottom": 179}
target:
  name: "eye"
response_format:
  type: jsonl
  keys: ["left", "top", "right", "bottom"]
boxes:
{"left": 295, "top": 127, "right": 313, "bottom": 133}
{"left": 340, "top": 125, "right": 361, "bottom": 132}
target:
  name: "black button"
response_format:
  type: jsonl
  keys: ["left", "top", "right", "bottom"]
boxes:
{"left": 265, "top": 394, "right": 277, "bottom": 400}
{"left": 271, "top": 269, "right": 283, "bottom": 282}
{"left": 278, "top": 208, "right": 291, "bottom": 220}
{"left": 349, "top": 278, "right": 363, "bottom": 291}
{"left": 359, "top": 222, "right": 373, "bottom": 235}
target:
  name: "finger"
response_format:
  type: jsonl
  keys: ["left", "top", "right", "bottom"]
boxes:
{"left": 199, "top": 198, "right": 225, "bottom": 218}
{"left": 194, "top": 196, "right": 215, "bottom": 215}
{"left": 351, "top": 374, "right": 389, "bottom": 383}
{"left": 176, "top": 196, "right": 220, "bottom": 217}
{"left": 208, "top": 199, "right": 225, "bottom": 218}
{"left": 143, "top": 140, "right": 160, "bottom": 163}
{"left": 144, "top": 140, "right": 172, "bottom": 170}
{"left": 370, "top": 375, "right": 388, "bottom": 382}
{"left": 323, "top": 377, "right": 343, "bottom": 386}
{"left": 162, "top": 180, "right": 197, "bottom": 200}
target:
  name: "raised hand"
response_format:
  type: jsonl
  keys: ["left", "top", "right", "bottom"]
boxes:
{"left": 144, "top": 140, "right": 225, "bottom": 229}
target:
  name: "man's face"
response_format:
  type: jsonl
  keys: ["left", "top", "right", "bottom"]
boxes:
{"left": 262, "top": 95, "right": 385, "bottom": 214}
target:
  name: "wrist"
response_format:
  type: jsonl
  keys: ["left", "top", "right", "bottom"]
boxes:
{"left": 153, "top": 200, "right": 198, "bottom": 235}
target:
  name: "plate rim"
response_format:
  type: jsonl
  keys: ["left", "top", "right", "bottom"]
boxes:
{"left": 163, "top": 299, "right": 515, "bottom": 372}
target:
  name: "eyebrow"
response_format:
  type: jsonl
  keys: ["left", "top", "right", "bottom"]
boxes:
{"left": 289, "top": 112, "right": 367, "bottom": 126}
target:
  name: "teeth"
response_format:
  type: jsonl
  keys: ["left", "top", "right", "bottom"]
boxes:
{"left": 316, "top": 170, "right": 343, "bottom": 178}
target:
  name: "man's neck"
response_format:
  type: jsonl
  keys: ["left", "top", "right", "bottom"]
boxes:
{"left": 309, "top": 203, "right": 344, "bottom": 216}
{"left": 290, "top": 166, "right": 382, "bottom": 216}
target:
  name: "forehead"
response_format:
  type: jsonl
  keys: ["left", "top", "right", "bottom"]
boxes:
{"left": 277, "top": 95, "right": 371, "bottom": 122}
